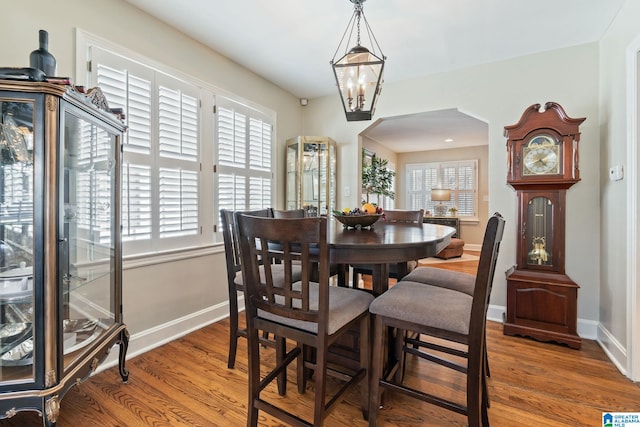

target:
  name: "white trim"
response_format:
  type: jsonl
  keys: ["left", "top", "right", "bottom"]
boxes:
{"left": 598, "top": 323, "right": 628, "bottom": 377}
{"left": 626, "top": 33, "right": 640, "bottom": 382}
{"left": 123, "top": 243, "right": 224, "bottom": 270}
{"left": 463, "top": 243, "right": 481, "bottom": 252}
{"left": 96, "top": 300, "right": 232, "bottom": 373}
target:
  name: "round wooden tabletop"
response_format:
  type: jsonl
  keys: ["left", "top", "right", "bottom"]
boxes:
{"left": 328, "top": 219, "right": 455, "bottom": 295}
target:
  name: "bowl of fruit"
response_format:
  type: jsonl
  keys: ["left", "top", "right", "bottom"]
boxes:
{"left": 333, "top": 203, "right": 383, "bottom": 229}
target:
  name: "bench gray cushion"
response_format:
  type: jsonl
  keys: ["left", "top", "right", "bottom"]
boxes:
{"left": 369, "top": 281, "right": 472, "bottom": 335}
{"left": 259, "top": 283, "right": 374, "bottom": 335}
{"left": 401, "top": 266, "right": 475, "bottom": 295}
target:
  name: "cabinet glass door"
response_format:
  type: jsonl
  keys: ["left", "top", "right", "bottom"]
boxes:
{"left": 0, "top": 97, "right": 36, "bottom": 382}
{"left": 286, "top": 142, "right": 299, "bottom": 210}
{"left": 61, "top": 107, "right": 117, "bottom": 369}
{"left": 302, "top": 142, "right": 319, "bottom": 215}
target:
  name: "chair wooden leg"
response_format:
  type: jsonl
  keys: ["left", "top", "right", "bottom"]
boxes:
{"left": 297, "top": 344, "right": 307, "bottom": 394}
{"left": 369, "top": 315, "right": 384, "bottom": 426}
{"left": 337, "top": 263, "right": 348, "bottom": 287}
{"left": 394, "top": 328, "right": 406, "bottom": 383}
{"left": 352, "top": 269, "right": 360, "bottom": 288}
{"left": 482, "top": 371, "right": 490, "bottom": 425}
{"left": 247, "top": 326, "right": 261, "bottom": 427}
{"left": 467, "top": 347, "right": 485, "bottom": 427}
{"left": 313, "top": 342, "right": 328, "bottom": 426}
{"left": 276, "top": 336, "right": 287, "bottom": 396}
{"left": 228, "top": 293, "right": 239, "bottom": 369}
{"left": 360, "top": 315, "right": 370, "bottom": 420}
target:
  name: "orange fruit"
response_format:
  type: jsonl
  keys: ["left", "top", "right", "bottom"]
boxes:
{"left": 361, "top": 203, "right": 376, "bottom": 214}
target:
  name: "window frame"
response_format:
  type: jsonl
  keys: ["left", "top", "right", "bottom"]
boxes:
{"left": 405, "top": 160, "right": 478, "bottom": 220}
{"left": 76, "top": 29, "right": 276, "bottom": 259}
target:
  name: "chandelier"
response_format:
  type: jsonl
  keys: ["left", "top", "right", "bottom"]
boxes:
{"left": 331, "top": 0, "right": 385, "bottom": 121}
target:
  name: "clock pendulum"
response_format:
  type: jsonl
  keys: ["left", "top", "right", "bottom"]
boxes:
{"left": 527, "top": 197, "right": 550, "bottom": 265}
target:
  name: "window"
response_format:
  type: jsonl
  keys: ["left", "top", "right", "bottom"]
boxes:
{"left": 216, "top": 98, "right": 272, "bottom": 216}
{"left": 82, "top": 33, "right": 274, "bottom": 255}
{"left": 406, "top": 160, "right": 478, "bottom": 218}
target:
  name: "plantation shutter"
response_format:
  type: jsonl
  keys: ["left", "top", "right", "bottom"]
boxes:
{"left": 215, "top": 99, "right": 273, "bottom": 220}
{"left": 406, "top": 161, "right": 477, "bottom": 218}
{"left": 92, "top": 45, "right": 202, "bottom": 251}
{"left": 95, "top": 58, "right": 153, "bottom": 243}
{"left": 456, "top": 162, "right": 476, "bottom": 216}
{"left": 157, "top": 82, "right": 200, "bottom": 238}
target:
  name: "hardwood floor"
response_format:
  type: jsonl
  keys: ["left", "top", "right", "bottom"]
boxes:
{"left": 4, "top": 254, "right": 639, "bottom": 426}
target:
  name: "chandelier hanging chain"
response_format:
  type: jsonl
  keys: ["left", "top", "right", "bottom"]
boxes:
{"left": 330, "top": 0, "right": 386, "bottom": 121}
{"left": 331, "top": 2, "right": 384, "bottom": 61}
{"left": 355, "top": 2, "right": 362, "bottom": 46}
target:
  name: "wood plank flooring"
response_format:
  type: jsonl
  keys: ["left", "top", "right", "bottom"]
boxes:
{"left": 3, "top": 254, "right": 639, "bottom": 426}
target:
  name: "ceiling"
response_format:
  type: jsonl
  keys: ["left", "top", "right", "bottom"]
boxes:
{"left": 124, "top": 0, "right": 624, "bottom": 152}
{"left": 362, "top": 109, "right": 488, "bottom": 153}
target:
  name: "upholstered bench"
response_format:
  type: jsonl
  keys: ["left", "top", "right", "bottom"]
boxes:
{"left": 435, "top": 237, "right": 465, "bottom": 259}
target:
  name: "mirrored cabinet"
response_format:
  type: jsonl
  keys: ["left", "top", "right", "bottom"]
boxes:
{"left": 286, "top": 136, "right": 337, "bottom": 216}
{"left": 0, "top": 80, "right": 128, "bottom": 425}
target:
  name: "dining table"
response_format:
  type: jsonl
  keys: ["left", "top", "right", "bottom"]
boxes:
{"left": 327, "top": 217, "right": 456, "bottom": 295}
{"left": 323, "top": 217, "right": 456, "bottom": 372}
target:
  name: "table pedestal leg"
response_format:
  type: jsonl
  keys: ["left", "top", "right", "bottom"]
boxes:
{"left": 371, "top": 264, "right": 389, "bottom": 297}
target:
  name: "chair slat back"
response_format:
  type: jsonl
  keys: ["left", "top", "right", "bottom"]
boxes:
{"left": 272, "top": 208, "right": 306, "bottom": 218}
{"left": 236, "top": 214, "right": 330, "bottom": 326}
{"left": 220, "top": 208, "right": 272, "bottom": 278}
{"left": 384, "top": 209, "right": 424, "bottom": 223}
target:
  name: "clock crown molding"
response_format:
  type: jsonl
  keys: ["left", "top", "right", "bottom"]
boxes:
{"left": 504, "top": 101, "right": 586, "bottom": 141}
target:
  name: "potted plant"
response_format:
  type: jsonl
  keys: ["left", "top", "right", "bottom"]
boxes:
{"left": 361, "top": 149, "right": 395, "bottom": 204}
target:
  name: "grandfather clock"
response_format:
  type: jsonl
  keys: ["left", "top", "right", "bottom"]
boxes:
{"left": 503, "top": 102, "right": 585, "bottom": 349}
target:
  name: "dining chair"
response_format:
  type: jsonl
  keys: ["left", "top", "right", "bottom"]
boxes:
{"left": 235, "top": 213, "right": 373, "bottom": 426}
{"left": 368, "top": 212, "right": 504, "bottom": 427}
{"left": 272, "top": 208, "right": 306, "bottom": 218}
{"left": 273, "top": 207, "right": 349, "bottom": 286}
{"left": 220, "top": 208, "right": 303, "bottom": 369}
{"left": 351, "top": 209, "right": 424, "bottom": 288}
{"left": 400, "top": 249, "right": 491, "bottom": 380}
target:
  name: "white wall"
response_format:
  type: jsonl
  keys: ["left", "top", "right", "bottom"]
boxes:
{"left": 2, "top": 0, "right": 302, "bottom": 352}
{"left": 598, "top": 0, "right": 640, "bottom": 376}
{"left": 304, "top": 43, "right": 602, "bottom": 332}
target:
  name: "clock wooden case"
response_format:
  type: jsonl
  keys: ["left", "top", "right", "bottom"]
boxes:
{"left": 503, "top": 102, "right": 585, "bottom": 349}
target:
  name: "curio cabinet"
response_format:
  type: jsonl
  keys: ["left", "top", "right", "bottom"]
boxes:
{"left": 286, "top": 136, "right": 337, "bottom": 216}
{"left": 0, "top": 80, "right": 128, "bottom": 425}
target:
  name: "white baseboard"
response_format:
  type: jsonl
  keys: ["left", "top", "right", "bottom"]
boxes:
{"left": 97, "top": 299, "right": 233, "bottom": 373}
{"left": 487, "top": 304, "right": 506, "bottom": 324}
{"left": 597, "top": 323, "right": 628, "bottom": 377}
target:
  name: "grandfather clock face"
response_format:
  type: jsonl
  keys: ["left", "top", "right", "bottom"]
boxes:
{"left": 526, "top": 196, "right": 554, "bottom": 268}
{"left": 522, "top": 134, "right": 560, "bottom": 176}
